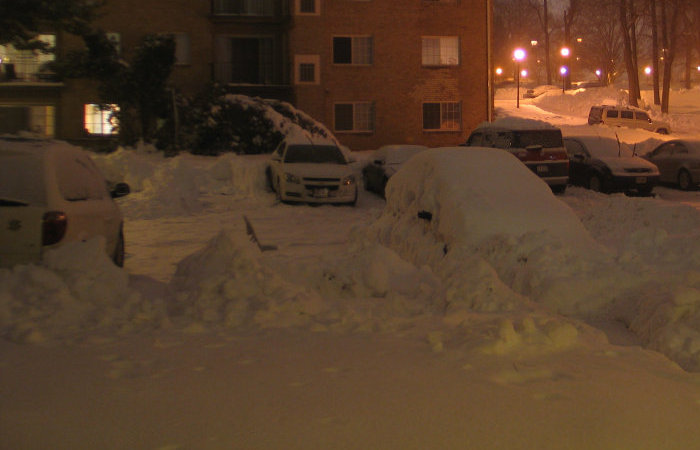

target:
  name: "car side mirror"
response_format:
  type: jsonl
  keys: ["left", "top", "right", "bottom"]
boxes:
{"left": 111, "top": 182, "right": 130, "bottom": 198}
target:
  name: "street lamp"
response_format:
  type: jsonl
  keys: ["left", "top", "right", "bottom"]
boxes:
{"left": 560, "top": 47, "right": 570, "bottom": 90}
{"left": 514, "top": 48, "right": 526, "bottom": 108}
{"left": 560, "top": 66, "right": 568, "bottom": 93}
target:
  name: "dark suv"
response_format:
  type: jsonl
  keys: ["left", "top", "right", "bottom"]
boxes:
{"left": 463, "top": 120, "right": 569, "bottom": 193}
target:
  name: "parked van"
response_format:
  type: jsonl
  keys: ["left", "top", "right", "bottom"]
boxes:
{"left": 588, "top": 105, "right": 671, "bottom": 134}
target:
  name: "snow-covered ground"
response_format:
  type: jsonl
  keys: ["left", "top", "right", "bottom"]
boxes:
{"left": 4, "top": 87, "right": 700, "bottom": 449}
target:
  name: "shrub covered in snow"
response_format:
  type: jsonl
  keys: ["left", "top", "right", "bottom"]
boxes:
{"left": 179, "top": 85, "right": 335, "bottom": 155}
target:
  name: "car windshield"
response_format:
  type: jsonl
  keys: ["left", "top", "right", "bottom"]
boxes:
{"left": 284, "top": 145, "right": 347, "bottom": 164}
{"left": 0, "top": 149, "right": 46, "bottom": 205}
{"left": 582, "top": 138, "right": 636, "bottom": 158}
{"left": 512, "top": 130, "right": 563, "bottom": 148}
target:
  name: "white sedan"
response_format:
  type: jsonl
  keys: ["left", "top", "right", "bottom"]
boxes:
{"left": 268, "top": 140, "right": 358, "bottom": 205}
{"left": 0, "top": 138, "right": 130, "bottom": 268}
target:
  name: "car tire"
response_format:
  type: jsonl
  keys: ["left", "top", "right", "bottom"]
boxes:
{"left": 678, "top": 169, "right": 694, "bottom": 191}
{"left": 588, "top": 174, "right": 603, "bottom": 192}
{"left": 656, "top": 128, "right": 669, "bottom": 135}
{"left": 113, "top": 229, "right": 125, "bottom": 267}
{"left": 551, "top": 184, "right": 566, "bottom": 194}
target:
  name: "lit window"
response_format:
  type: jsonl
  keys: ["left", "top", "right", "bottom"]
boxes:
{"left": 421, "top": 36, "right": 459, "bottom": 66}
{"left": 333, "top": 36, "right": 373, "bottom": 65}
{"left": 84, "top": 104, "right": 119, "bottom": 135}
{"left": 422, "top": 102, "right": 461, "bottom": 131}
{"left": 334, "top": 102, "right": 375, "bottom": 132}
{"left": 0, "top": 34, "right": 56, "bottom": 81}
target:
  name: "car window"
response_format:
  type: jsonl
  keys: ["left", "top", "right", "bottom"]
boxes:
{"left": 564, "top": 139, "right": 586, "bottom": 158}
{"left": 606, "top": 110, "right": 619, "bottom": 119}
{"left": 636, "top": 111, "right": 650, "bottom": 121}
{"left": 651, "top": 144, "right": 672, "bottom": 157}
{"left": 621, "top": 110, "right": 634, "bottom": 119}
{"left": 0, "top": 149, "right": 47, "bottom": 205}
{"left": 673, "top": 144, "right": 689, "bottom": 155}
{"left": 283, "top": 145, "right": 347, "bottom": 164}
{"left": 56, "top": 154, "right": 108, "bottom": 201}
{"left": 494, "top": 132, "right": 513, "bottom": 148}
{"left": 513, "top": 129, "right": 563, "bottom": 148}
{"left": 467, "top": 132, "right": 483, "bottom": 146}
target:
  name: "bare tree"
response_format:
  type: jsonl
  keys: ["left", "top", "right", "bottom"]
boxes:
{"left": 620, "top": 0, "right": 641, "bottom": 106}
{"left": 649, "top": 0, "right": 661, "bottom": 104}
{"left": 574, "top": 0, "right": 622, "bottom": 85}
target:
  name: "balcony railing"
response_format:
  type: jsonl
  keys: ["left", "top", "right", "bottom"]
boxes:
{"left": 212, "top": 0, "right": 278, "bottom": 16}
{"left": 212, "top": 61, "right": 288, "bottom": 86}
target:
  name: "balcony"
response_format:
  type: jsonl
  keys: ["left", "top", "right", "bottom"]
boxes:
{"left": 210, "top": 0, "right": 290, "bottom": 23}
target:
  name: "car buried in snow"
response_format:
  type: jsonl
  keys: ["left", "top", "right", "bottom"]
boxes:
{"left": 0, "top": 137, "right": 130, "bottom": 268}
{"left": 462, "top": 119, "right": 569, "bottom": 194}
{"left": 362, "top": 144, "right": 429, "bottom": 198}
{"left": 268, "top": 139, "right": 358, "bottom": 205}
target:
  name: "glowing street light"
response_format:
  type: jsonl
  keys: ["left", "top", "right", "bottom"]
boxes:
{"left": 644, "top": 66, "right": 652, "bottom": 76}
{"left": 521, "top": 69, "right": 528, "bottom": 78}
{"left": 560, "top": 66, "right": 568, "bottom": 93}
{"left": 560, "top": 47, "right": 571, "bottom": 58}
{"left": 495, "top": 67, "right": 503, "bottom": 76}
{"left": 514, "top": 48, "right": 526, "bottom": 108}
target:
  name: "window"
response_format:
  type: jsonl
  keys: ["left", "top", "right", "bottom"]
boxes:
{"left": 621, "top": 110, "right": 633, "bottom": 119}
{"left": 333, "top": 36, "right": 373, "bottom": 65}
{"left": 0, "top": 34, "right": 55, "bottom": 81}
{"left": 334, "top": 102, "right": 375, "bottom": 132}
{"left": 215, "top": 36, "right": 276, "bottom": 84}
{"left": 422, "top": 102, "right": 461, "bottom": 131}
{"left": 297, "top": 0, "right": 319, "bottom": 14}
{"left": 294, "top": 55, "right": 320, "bottom": 84}
{"left": 606, "top": 110, "right": 619, "bottom": 118}
{"left": 421, "top": 36, "right": 459, "bottom": 66}
{"left": 106, "top": 32, "right": 121, "bottom": 55}
{"left": 84, "top": 104, "right": 119, "bottom": 135}
{"left": 171, "top": 33, "right": 191, "bottom": 65}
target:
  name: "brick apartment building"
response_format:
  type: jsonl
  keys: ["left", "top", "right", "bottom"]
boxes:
{"left": 0, "top": 0, "right": 492, "bottom": 150}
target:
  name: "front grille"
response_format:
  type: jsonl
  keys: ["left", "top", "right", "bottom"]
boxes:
{"left": 624, "top": 168, "right": 651, "bottom": 174}
{"left": 305, "top": 185, "right": 339, "bottom": 191}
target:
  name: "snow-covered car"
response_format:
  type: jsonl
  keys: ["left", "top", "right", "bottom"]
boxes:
{"left": 463, "top": 118, "right": 569, "bottom": 193}
{"left": 0, "top": 138, "right": 130, "bottom": 268}
{"left": 268, "top": 140, "right": 358, "bottom": 205}
{"left": 563, "top": 135, "right": 659, "bottom": 195}
{"left": 362, "top": 144, "right": 429, "bottom": 197}
{"left": 588, "top": 105, "right": 671, "bottom": 134}
{"left": 643, "top": 139, "right": 700, "bottom": 190}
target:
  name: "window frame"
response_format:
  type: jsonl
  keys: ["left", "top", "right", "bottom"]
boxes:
{"left": 84, "top": 104, "right": 119, "bottom": 136}
{"left": 422, "top": 101, "right": 462, "bottom": 132}
{"left": 294, "top": 54, "right": 320, "bottom": 85}
{"left": 296, "top": 0, "right": 320, "bottom": 15}
{"left": 421, "top": 36, "right": 460, "bottom": 67}
{"left": 332, "top": 35, "right": 373, "bottom": 65}
{"left": 334, "top": 101, "right": 375, "bottom": 133}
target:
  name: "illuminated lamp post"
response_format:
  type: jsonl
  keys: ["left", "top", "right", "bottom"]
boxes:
{"left": 514, "top": 48, "right": 526, "bottom": 108}
{"left": 560, "top": 66, "right": 568, "bottom": 93}
{"left": 560, "top": 47, "right": 570, "bottom": 90}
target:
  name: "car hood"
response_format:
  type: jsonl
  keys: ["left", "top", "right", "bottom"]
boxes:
{"left": 596, "top": 156, "right": 660, "bottom": 174}
{"left": 283, "top": 163, "right": 354, "bottom": 178}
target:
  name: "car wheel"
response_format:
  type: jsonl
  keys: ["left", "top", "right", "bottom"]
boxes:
{"left": 656, "top": 128, "right": 669, "bottom": 135}
{"left": 350, "top": 187, "right": 358, "bottom": 207}
{"left": 678, "top": 169, "right": 694, "bottom": 191}
{"left": 113, "top": 229, "right": 125, "bottom": 267}
{"left": 588, "top": 174, "right": 603, "bottom": 192}
{"left": 551, "top": 184, "right": 566, "bottom": 194}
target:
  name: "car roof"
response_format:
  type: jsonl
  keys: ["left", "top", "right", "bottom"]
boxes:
{"left": 472, "top": 117, "right": 559, "bottom": 132}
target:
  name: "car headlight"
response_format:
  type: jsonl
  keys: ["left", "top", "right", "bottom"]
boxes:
{"left": 342, "top": 174, "right": 356, "bottom": 185}
{"left": 285, "top": 172, "right": 301, "bottom": 184}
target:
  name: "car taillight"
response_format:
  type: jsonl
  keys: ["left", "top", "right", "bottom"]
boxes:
{"left": 42, "top": 211, "right": 67, "bottom": 246}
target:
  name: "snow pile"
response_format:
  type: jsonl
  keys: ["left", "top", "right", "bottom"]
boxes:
{"left": 0, "top": 238, "right": 166, "bottom": 344}
{"left": 92, "top": 147, "right": 269, "bottom": 219}
{"left": 169, "top": 229, "right": 327, "bottom": 330}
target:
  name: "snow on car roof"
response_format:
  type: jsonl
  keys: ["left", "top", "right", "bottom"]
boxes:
{"left": 473, "top": 116, "right": 559, "bottom": 131}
